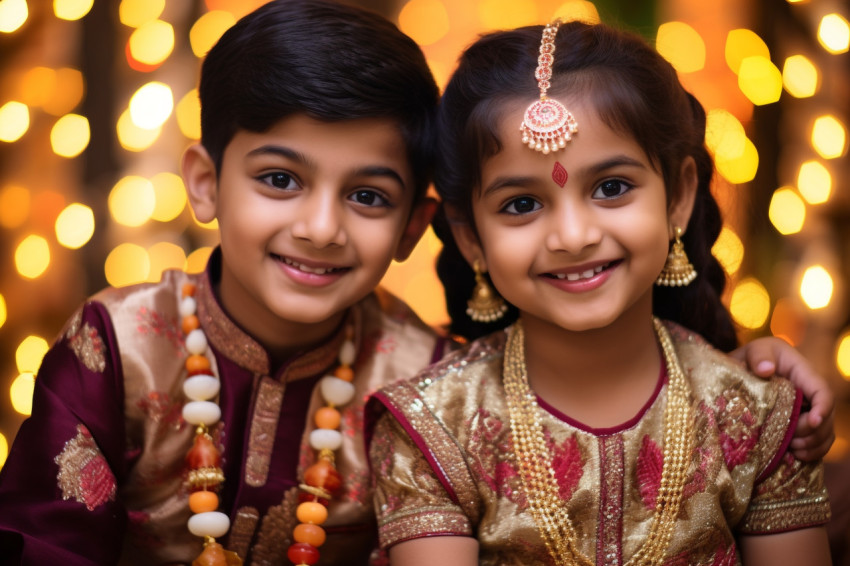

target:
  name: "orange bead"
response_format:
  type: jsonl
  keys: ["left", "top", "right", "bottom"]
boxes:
{"left": 182, "top": 315, "right": 200, "bottom": 335}
{"left": 303, "top": 459, "right": 342, "bottom": 494}
{"left": 186, "top": 433, "right": 222, "bottom": 470}
{"left": 296, "top": 501, "right": 328, "bottom": 525}
{"left": 333, "top": 365, "right": 354, "bottom": 382}
{"left": 293, "top": 523, "right": 326, "bottom": 547}
{"left": 182, "top": 282, "right": 197, "bottom": 298}
{"left": 314, "top": 407, "right": 341, "bottom": 430}
{"left": 189, "top": 490, "right": 219, "bottom": 513}
{"left": 186, "top": 354, "right": 211, "bottom": 375}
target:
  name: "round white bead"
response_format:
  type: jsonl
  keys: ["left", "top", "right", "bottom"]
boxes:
{"left": 179, "top": 296, "right": 197, "bottom": 317}
{"left": 338, "top": 340, "right": 356, "bottom": 366}
{"left": 183, "top": 375, "right": 220, "bottom": 401}
{"left": 187, "top": 511, "right": 230, "bottom": 538}
{"left": 310, "top": 428, "right": 343, "bottom": 451}
{"left": 182, "top": 400, "right": 221, "bottom": 425}
{"left": 185, "top": 329, "right": 208, "bottom": 355}
{"left": 320, "top": 376, "right": 355, "bottom": 406}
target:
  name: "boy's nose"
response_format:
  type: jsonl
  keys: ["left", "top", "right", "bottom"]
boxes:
{"left": 292, "top": 193, "right": 347, "bottom": 248}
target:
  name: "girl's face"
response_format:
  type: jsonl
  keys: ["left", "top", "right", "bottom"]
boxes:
{"left": 456, "top": 96, "right": 695, "bottom": 334}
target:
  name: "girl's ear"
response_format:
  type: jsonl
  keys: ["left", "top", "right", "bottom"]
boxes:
{"left": 182, "top": 144, "right": 218, "bottom": 224}
{"left": 445, "top": 204, "right": 486, "bottom": 270}
{"left": 668, "top": 156, "right": 699, "bottom": 237}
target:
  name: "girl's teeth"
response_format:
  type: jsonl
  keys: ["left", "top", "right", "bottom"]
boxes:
{"left": 581, "top": 269, "right": 594, "bottom": 278}
{"left": 555, "top": 263, "right": 609, "bottom": 281}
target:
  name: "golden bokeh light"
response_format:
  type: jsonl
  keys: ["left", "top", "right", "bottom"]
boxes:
{"left": 148, "top": 242, "right": 187, "bottom": 282}
{"left": 711, "top": 226, "right": 744, "bottom": 276}
{"left": 55, "top": 203, "right": 95, "bottom": 249}
{"left": 818, "top": 13, "right": 850, "bottom": 54}
{"left": 782, "top": 54, "right": 819, "bottom": 98}
{"left": 553, "top": 1, "right": 600, "bottom": 24}
{"left": 189, "top": 10, "right": 236, "bottom": 58}
{"left": 16, "top": 335, "right": 48, "bottom": 374}
{"left": 14, "top": 235, "right": 50, "bottom": 279}
{"left": 176, "top": 89, "right": 201, "bottom": 140}
{"left": 738, "top": 56, "right": 783, "bottom": 105}
{"left": 656, "top": 21, "right": 706, "bottom": 73}
{"left": 705, "top": 108, "right": 746, "bottom": 159}
{"left": 797, "top": 160, "right": 831, "bottom": 204}
{"left": 43, "top": 68, "right": 85, "bottom": 116}
{"left": 11, "top": 373, "right": 35, "bottom": 416}
{"left": 0, "top": 432, "right": 7, "bottom": 470}
{"left": 150, "top": 172, "right": 187, "bottom": 222}
{"left": 129, "top": 81, "right": 173, "bottom": 130}
{"left": 478, "top": 0, "right": 537, "bottom": 30}
{"left": 0, "top": 293, "right": 6, "bottom": 329}
{"left": 768, "top": 187, "right": 806, "bottom": 235}
{"left": 19, "top": 66, "right": 55, "bottom": 107}
{"left": 54, "top": 0, "right": 94, "bottom": 21}
{"left": 800, "top": 265, "right": 833, "bottom": 310}
{"left": 128, "top": 20, "right": 174, "bottom": 66}
{"left": 109, "top": 176, "right": 156, "bottom": 227}
{"left": 50, "top": 113, "right": 90, "bottom": 158}
{"left": 725, "top": 29, "right": 770, "bottom": 74}
{"left": 0, "top": 101, "right": 30, "bottom": 142}
{"left": 105, "top": 243, "right": 150, "bottom": 287}
{"left": 186, "top": 247, "right": 214, "bottom": 274}
{"left": 714, "top": 136, "right": 759, "bottom": 184}
{"left": 811, "top": 115, "right": 847, "bottom": 159}
{"left": 399, "top": 0, "right": 449, "bottom": 47}
{"left": 837, "top": 331, "right": 850, "bottom": 379}
{"left": 119, "top": 0, "right": 165, "bottom": 27}
{"left": 729, "top": 277, "right": 771, "bottom": 330}
{"left": 116, "top": 108, "right": 161, "bottom": 151}
{"left": 0, "top": 185, "right": 31, "bottom": 228}
{"left": 0, "top": 0, "right": 28, "bottom": 33}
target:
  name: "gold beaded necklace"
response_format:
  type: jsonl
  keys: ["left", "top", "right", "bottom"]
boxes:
{"left": 503, "top": 318, "right": 693, "bottom": 566}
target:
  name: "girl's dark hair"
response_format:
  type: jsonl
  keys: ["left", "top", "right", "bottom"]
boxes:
{"left": 198, "top": 0, "right": 439, "bottom": 201}
{"left": 434, "top": 21, "right": 737, "bottom": 351}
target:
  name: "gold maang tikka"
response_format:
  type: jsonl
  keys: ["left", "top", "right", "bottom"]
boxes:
{"left": 520, "top": 18, "right": 578, "bottom": 154}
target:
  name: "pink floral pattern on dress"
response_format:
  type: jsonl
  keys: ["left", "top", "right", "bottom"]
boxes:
{"left": 714, "top": 387, "right": 759, "bottom": 470}
{"left": 548, "top": 432, "right": 583, "bottom": 501}
{"left": 636, "top": 435, "right": 663, "bottom": 509}
{"left": 55, "top": 424, "right": 117, "bottom": 511}
{"left": 137, "top": 390, "right": 185, "bottom": 432}
{"left": 135, "top": 306, "right": 182, "bottom": 352}
{"left": 469, "top": 408, "right": 522, "bottom": 504}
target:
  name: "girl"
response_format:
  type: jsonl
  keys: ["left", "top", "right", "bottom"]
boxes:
{"left": 368, "top": 20, "right": 832, "bottom": 566}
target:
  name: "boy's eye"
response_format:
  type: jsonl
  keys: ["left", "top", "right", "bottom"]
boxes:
{"left": 350, "top": 189, "right": 390, "bottom": 207}
{"left": 259, "top": 172, "right": 298, "bottom": 190}
{"left": 592, "top": 179, "right": 632, "bottom": 199}
{"left": 502, "top": 196, "right": 541, "bottom": 215}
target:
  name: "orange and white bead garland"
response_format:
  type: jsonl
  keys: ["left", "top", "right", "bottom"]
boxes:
{"left": 287, "top": 326, "right": 357, "bottom": 566}
{"left": 179, "top": 283, "right": 242, "bottom": 566}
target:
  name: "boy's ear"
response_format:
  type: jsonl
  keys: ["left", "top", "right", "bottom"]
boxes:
{"left": 445, "top": 205, "right": 485, "bottom": 271}
{"left": 394, "top": 197, "right": 438, "bottom": 262}
{"left": 668, "top": 156, "right": 699, "bottom": 238}
{"left": 182, "top": 144, "right": 219, "bottom": 224}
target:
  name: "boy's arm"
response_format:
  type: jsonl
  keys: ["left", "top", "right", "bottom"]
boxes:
{"left": 729, "top": 337, "right": 835, "bottom": 461}
{"left": 739, "top": 527, "right": 832, "bottom": 566}
{"left": 389, "top": 536, "right": 479, "bottom": 566}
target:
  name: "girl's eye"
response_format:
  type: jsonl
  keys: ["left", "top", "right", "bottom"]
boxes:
{"left": 259, "top": 172, "right": 298, "bottom": 190}
{"left": 502, "top": 196, "right": 541, "bottom": 215}
{"left": 592, "top": 179, "right": 632, "bottom": 199}
{"left": 350, "top": 189, "right": 390, "bottom": 208}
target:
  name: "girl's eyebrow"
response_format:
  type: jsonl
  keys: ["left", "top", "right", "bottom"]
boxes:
{"left": 482, "top": 176, "right": 536, "bottom": 196}
{"left": 584, "top": 155, "right": 648, "bottom": 176}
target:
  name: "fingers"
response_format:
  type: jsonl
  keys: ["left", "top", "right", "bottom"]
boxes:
{"left": 790, "top": 411, "right": 836, "bottom": 462}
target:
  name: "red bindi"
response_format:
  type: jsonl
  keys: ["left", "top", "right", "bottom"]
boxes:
{"left": 552, "top": 161, "right": 567, "bottom": 187}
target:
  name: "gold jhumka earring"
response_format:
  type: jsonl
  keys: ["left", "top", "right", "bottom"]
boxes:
{"left": 655, "top": 226, "right": 697, "bottom": 287}
{"left": 466, "top": 260, "right": 508, "bottom": 323}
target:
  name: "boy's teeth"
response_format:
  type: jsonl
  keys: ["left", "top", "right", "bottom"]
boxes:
{"left": 283, "top": 257, "right": 333, "bottom": 275}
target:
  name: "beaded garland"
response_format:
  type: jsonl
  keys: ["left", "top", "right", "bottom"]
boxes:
{"left": 503, "top": 318, "right": 693, "bottom": 566}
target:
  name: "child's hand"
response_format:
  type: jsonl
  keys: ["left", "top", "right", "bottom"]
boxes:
{"left": 729, "top": 336, "right": 835, "bottom": 461}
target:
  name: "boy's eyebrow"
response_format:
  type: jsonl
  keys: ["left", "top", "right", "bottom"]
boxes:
{"left": 354, "top": 166, "right": 407, "bottom": 190}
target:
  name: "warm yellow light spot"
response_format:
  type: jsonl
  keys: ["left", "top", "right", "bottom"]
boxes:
{"left": 0, "top": 432, "right": 7, "bottom": 470}
{"left": 837, "top": 331, "right": 850, "bottom": 378}
{"left": 0, "top": 184, "right": 30, "bottom": 228}
{"left": 711, "top": 226, "right": 744, "bottom": 275}
{"left": 186, "top": 247, "right": 214, "bottom": 274}
{"left": 150, "top": 172, "right": 187, "bottom": 222}
{"left": 656, "top": 22, "right": 705, "bottom": 73}
{"left": 50, "top": 113, "right": 90, "bottom": 158}
{"left": 105, "top": 243, "right": 150, "bottom": 287}
{"left": 44, "top": 67, "right": 85, "bottom": 117}
{"left": 129, "top": 82, "right": 173, "bottom": 130}
{"left": 176, "top": 89, "right": 201, "bottom": 140}
{"left": 129, "top": 20, "right": 174, "bottom": 66}
{"left": 552, "top": 1, "right": 599, "bottom": 23}
{"left": 818, "top": 13, "right": 850, "bottom": 54}
{"left": 0, "top": 293, "right": 6, "bottom": 328}
{"left": 54, "top": 0, "right": 93, "bottom": 20}
{"left": 715, "top": 136, "right": 758, "bottom": 184}
{"left": 119, "top": 0, "right": 165, "bottom": 27}
{"left": 399, "top": 0, "right": 449, "bottom": 46}
{"left": 15, "top": 235, "right": 50, "bottom": 279}
{"left": 192, "top": 210, "right": 219, "bottom": 230}
{"left": 797, "top": 160, "right": 831, "bottom": 204}
{"left": 116, "top": 108, "right": 160, "bottom": 152}
{"left": 16, "top": 335, "right": 48, "bottom": 373}
{"left": 738, "top": 56, "right": 782, "bottom": 105}
{"left": 811, "top": 115, "right": 847, "bottom": 159}
{"left": 11, "top": 372, "right": 35, "bottom": 416}
{"left": 148, "top": 242, "right": 187, "bottom": 282}
{"left": 729, "top": 278, "right": 771, "bottom": 330}
{"left": 109, "top": 176, "right": 155, "bottom": 227}
{"left": 725, "top": 29, "right": 770, "bottom": 74}
{"left": 770, "top": 298, "right": 803, "bottom": 346}
{"left": 800, "top": 265, "right": 833, "bottom": 310}
{"left": 0, "top": 0, "right": 28, "bottom": 33}
{"left": 0, "top": 101, "right": 30, "bottom": 142}
{"left": 782, "top": 55, "right": 819, "bottom": 98}
{"left": 55, "top": 203, "right": 95, "bottom": 249}
{"left": 20, "top": 66, "right": 56, "bottom": 107}
{"left": 768, "top": 187, "right": 806, "bottom": 235}
{"left": 189, "top": 11, "right": 236, "bottom": 58}
{"left": 705, "top": 108, "right": 746, "bottom": 160}
{"left": 478, "top": 0, "right": 537, "bottom": 30}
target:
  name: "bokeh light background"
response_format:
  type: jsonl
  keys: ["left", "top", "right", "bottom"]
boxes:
{"left": 0, "top": 0, "right": 848, "bottom": 540}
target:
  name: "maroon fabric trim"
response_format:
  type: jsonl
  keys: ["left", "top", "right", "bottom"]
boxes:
{"left": 756, "top": 388, "right": 803, "bottom": 484}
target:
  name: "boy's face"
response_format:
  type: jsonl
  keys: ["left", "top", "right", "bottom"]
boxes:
{"left": 184, "top": 114, "right": 431, "bottom": 350}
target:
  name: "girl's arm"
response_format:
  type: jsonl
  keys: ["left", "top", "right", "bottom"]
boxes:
{"left": 389, "top": 537, "right": 479, "bottom": 566}
{"left": 729, "top": 336, "right": 835, "bottom": 460}
{"left": 739, "top": 527, "right": 832, "bottom": 566}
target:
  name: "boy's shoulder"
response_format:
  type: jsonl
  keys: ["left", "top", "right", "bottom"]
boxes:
{"left": 91, "top": 268, "right": 197, "bottom": 318}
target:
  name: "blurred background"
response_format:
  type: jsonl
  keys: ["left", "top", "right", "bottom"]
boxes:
{"left": 0, "top": 0, "right": 848, "bottom": 557}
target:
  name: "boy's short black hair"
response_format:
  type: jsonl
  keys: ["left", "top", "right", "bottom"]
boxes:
{"left": 199, "top": 0, "right": 439, "bottom": 201}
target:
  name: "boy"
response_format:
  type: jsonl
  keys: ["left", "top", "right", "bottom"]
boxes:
{"left": 0, "top": 1, "right": 834, "bottom": 565}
